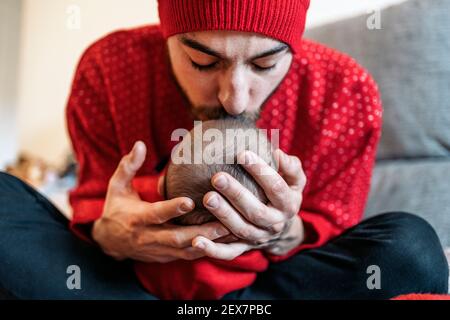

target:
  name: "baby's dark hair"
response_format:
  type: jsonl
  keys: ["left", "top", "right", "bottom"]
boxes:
{"left": 165, "top": 116, "right": 275, "bottom": 225}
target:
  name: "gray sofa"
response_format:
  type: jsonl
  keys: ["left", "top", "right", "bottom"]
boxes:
{"left": 305, "top": 0, "right": 450, "bottom": 287}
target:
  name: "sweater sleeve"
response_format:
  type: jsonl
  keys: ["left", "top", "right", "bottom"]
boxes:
{"left": 265, "top": 65, "right": 383, "bottom": 263}
{"left": 66, "top": 45, "right": 164, "bottom": 243}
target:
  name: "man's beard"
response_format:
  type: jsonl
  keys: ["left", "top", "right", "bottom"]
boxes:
{"left": 189, "top": 104, "right": 262, "bottom": 122}
{"left": 179, "top": 82, "right": 282, "bottom": 123}
{"left": 173, "top": 76, "right": 265, "bottom": 122}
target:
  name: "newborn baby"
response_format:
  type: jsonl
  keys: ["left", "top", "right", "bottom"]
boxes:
{"left": 165, "top": 117, "right": 276, "bottom": 225}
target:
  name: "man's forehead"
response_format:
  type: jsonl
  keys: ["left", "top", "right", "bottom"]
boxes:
{"left": 177, "top": 30, "right": 288, "bottom": 59}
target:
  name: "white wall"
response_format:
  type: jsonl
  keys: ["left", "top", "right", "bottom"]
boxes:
{"left": 15, "top": 0, "right": 408, "bottom": 166}
{"left": 306, "top": 0, "right": 408, "bottom": 28}
{"left": 16, "top": 0, "right": 158, "bottom": 166}
{"left": 0, "top": 0, "right": 22, "bottom": 169}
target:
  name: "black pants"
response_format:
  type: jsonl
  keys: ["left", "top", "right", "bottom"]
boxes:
{"left": 0, "top": 172, "right": 448, "bottom": 300}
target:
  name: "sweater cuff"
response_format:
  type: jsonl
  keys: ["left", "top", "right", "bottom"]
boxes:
{"left": 70, "top": 220, "right": 96, "bottom": 245}
{"left": 69, "top": 199, "right": 105, "bottom": 244}
{"left": 264, "top": 210, "right": 340, "bottom": 263}
{"left": 132, "top": 171, "right": 167, "bottom": 203}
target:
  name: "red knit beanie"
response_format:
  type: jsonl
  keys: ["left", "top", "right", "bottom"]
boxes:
{"left": 157, "top": 0, "right": 310, "bottom": 53}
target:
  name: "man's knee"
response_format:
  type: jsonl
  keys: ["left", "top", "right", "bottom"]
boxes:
{"left": 0, "top": 172, "right": 61, "bottom": 225}
{"left": 379, "top": 212, "right": 449, "bottom": 293}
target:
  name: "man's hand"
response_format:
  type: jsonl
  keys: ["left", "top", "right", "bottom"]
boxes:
{"left": 92, "top": 141, "right": 231, "bottom": 263}
{"left": 191, "top": 149, "right": 307, "bottom": 260}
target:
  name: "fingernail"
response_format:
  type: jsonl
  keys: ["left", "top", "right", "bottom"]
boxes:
{"left": 195, "top": 240, "right": 205, "bottom": 250}
{"left": 213, "top": 175, "right": 227, "bottom": 190}
{"left": 134, "top": 141, "right": 144, "bottom": 154}
{"left": 206, "top": 195, "right": 219, "bottom": 209}
{"left": 179, "top": 201, "right": 193, "bottom": 213}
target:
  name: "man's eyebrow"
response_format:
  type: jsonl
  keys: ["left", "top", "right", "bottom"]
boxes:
{"left": 180, "top": 36, "right": 289, "bottom": 60}
{"left": 250, "top": 44, "right": 289, "bottom": 60}
{"left": 180, "top": 36, "right": 223, "bottom": 59}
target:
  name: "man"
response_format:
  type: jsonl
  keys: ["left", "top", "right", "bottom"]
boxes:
{"left": 0, "top": 0, "right": 448, "bottom": 299}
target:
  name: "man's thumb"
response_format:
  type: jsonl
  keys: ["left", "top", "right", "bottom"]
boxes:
{"left": 129, "top": 141, "right": 147, "bottom": 171}
{"left": 109, "top": 141, "right": 147, "bottom": 193}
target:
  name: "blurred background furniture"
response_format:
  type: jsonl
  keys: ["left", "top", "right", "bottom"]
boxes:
{"left": 306, "top": 0, "right": 450, "bottom": 288}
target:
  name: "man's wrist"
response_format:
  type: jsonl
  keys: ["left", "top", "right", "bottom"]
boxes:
{"left": 92, "top": 218, "right": 103, "bottom": 245}
{"left": 264, "top": 215, "right": 304, "bottom": 256}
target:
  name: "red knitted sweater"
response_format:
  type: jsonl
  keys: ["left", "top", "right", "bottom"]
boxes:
{"left": 66, "top": 25, "right": 383, "bottom": 299}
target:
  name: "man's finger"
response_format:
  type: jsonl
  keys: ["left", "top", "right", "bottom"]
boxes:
{"left": 164, "top": 221, "right": 230, "bottom": 248}
{"left": 174, "top": 246, "right": 206, "bottom": 261}
{"left": 134, "top": 197, "right": 195, "bottom": 225}
{"left": 132, "top": 247, "right": 204, "bottom": 263}
{"left": 109, "top": 141, "right": 147, "bottom": 194}
{"left": 153, "top": 221, "right": 230, "bottom": 248}
{"left": 274, "top": 149, "right": 307, "bottom": 190}
{"left": 237, "top": 151, "right": 299, "bottom": 215}
{"left": 203, "top": 191, "right": 272, "bottom": 241}
{"left": 158, "top": 246, "right": 205, "bottom": 261}
{"left": 210, "top": 172, "right": 285, "bottom": 228}
{"left": 192, "top": 236, "right": 253, "bottom": 261}
{"left": 215, "top": 234, "right": 239, "bottom": 244}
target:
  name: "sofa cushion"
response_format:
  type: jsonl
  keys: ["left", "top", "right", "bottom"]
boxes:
{"left": 305, "top": 0, "right": 450, "bottom": 160}
{"left": 364, "top": 159, "right": 450, "bottom": 248}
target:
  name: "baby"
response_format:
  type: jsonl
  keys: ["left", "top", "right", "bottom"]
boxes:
{"left": 164, "top": 116, "right": 276, "bottom": 226}
{"left": 137, "top": 117, "right": 278, "bottom": 300}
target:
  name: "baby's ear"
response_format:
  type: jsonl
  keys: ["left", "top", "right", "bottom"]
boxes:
{"left": 157, "top": 174, "right": 165, "bottom": 198}
{"left": 157, "top": 160, "right": 171, "bottom": 198}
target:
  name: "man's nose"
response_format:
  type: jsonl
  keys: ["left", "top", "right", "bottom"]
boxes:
{"left": 218, "top": 67, "right": 250, "bottom": 116}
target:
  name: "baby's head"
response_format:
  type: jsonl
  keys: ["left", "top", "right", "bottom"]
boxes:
{"left": 165, "top": 117, "right": 275, "bottom": 225}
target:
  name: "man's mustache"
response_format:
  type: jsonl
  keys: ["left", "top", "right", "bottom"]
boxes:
{"left": 191, "top": 106, "right": 261, "bottom": 122}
